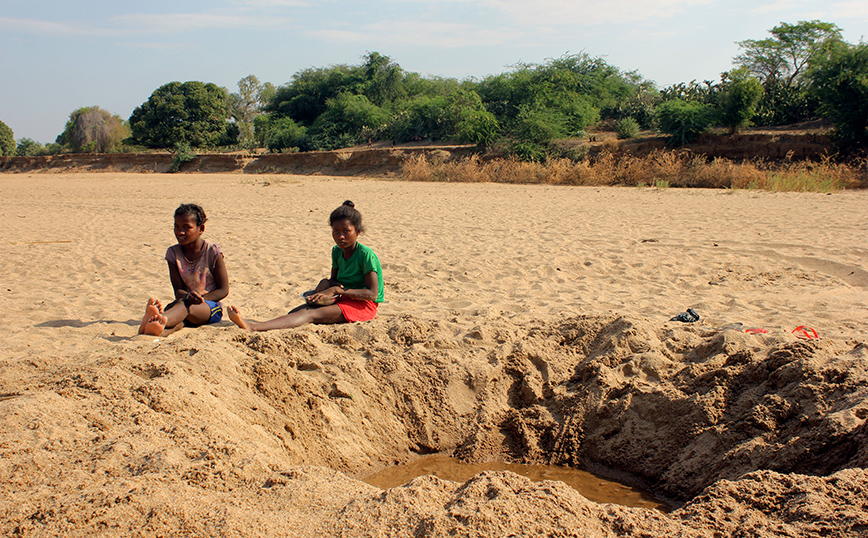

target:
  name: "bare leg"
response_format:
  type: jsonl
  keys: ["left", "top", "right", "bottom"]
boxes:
{"left": 158, "top": 299, "right": 213, "bottom": 335}
{"left": 228, "top": 304, "right": 345, "bottom": 332}
{"left": 138, "top": 298, "right": 164, "bottom": 335}
{"left": 161, "top": 320, "right": 185, "bottom": 336}
{"left": 182, "top": 302, "right": 214, "bottom": 325}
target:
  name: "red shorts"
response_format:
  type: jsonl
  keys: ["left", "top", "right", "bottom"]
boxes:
{"left": 336, "top": 297, "right": 378, "bottom": 322}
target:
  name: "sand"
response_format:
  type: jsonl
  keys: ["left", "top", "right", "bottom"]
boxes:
{"left": 1, "top": 172, "right": 867, "bottom": 537}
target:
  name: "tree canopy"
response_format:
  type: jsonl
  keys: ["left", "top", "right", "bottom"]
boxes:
{"left": 654, "top": 99, "right": 715, "bottom": 146}
{"left": 475, "top": 53, "right": 645, "bottom": 132}
{"left": 16, "top": 138, "right": 46, "bottom": 156}
{"left": 734, "top": 20, "right": 843, "bottom": 125}
{"left": 229, "top": 75, "right": 275, "bottom": 147}
{"left": 57, "top": 106, "right": 129, "bottom": 153}
{"left": 809, "top": 43, "right": 868, "bottom": 150}
{"left": 128, "top": 81, "right": 236, "bottom": 148}
{"left": 0, "top": 120, "right": 14, "bottom": 156}
{"left": 736, "top": 20, "right": 843, "bottom": 88}
{"left": 717, "top": 68, "right": 764, "bottom": 134}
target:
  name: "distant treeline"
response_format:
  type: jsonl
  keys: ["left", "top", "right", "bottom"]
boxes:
{"left": 2, "top": 20, "right": 866, "bottom": 161}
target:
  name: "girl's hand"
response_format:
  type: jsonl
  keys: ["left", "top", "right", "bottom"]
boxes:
{"left": 305, "top": 287, "right": 340, "bottom": 305}
{"left": 186, "top": 290, "right": 204, "bottom": 305}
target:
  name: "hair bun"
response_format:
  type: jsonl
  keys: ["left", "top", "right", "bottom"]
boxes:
{"left": 342, "top": 200, "right": 355, "bottom": 208}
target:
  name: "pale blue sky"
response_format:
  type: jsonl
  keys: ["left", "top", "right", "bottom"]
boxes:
{"left": 1, "top": 0, "right": 866, "bottom": 143}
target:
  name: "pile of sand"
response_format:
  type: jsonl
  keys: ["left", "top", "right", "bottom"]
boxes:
{"left": 1, "top": 173, "right": 866, "bottom": 536}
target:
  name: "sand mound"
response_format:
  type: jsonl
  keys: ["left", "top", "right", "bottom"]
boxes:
{"left": 2, "top": 314, "right": 866, "bottom": 536}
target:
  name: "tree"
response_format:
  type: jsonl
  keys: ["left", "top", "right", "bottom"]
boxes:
{"left": 265, "top": 65, "right": 365, "bottom": 125}
{"left": 229, "top": 75, "right": 275, "bottom": 147}
{"left": 388, "top": 96, "right": 449, "bottom": 142}
{"left": 446, "top": 89, "right": 499, "bottom": 146}
{"left": 474, "top": 53, "right": 646, "bottom": 152}
{"left": 513, "top": 105, "right": 569, "bottom": 145}
{"left": 16, "top": 138, "right": 46, "bottom": 156}
{"left": 304, "top": 93, "right": 389, "bottom": 150}
{"left": 57, "top": 106, "right": 129, "bottom": 152}
{"left": 0, "top": 120, "right": 14, "bottom": 156}
{"left": 386, "top": 88, "right": 498, "bottom": 146}
{"left": 476, "top": 53, "right": 642, "bottom": 128}
{"left": 810, "top": 43, "right": 868, "bottom": 150}
{"left": 717, "top": 68, "right": 764, "bottom": 134}
{"left": 129, "top": 81, "right": 235, "bottom": 148}
{"left": 401, "top": 73, "right": 461, "bottom": 99}
{"left": 255, "top": 52, "right": 655, "bottom": 157}
{"left": 361, "top": 52, "right": 406, "bottom": 106}
{"left": 264, "top": 117, "right": 307, "bottom": 152}
{"left": 264, "top": 52, "right": 408, "bottom": 133}
{"left": 736, "top": 21, "right": 843, "bottom": 88}
{"left": 735, "top": 21, "right": 842, "bottom": 126}
{"left": 751, "top": 76, "right": 816, "bottom": 126}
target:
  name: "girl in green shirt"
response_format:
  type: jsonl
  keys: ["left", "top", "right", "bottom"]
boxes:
{"left": 228, "top": 200, "right": 383, "bottom": 331}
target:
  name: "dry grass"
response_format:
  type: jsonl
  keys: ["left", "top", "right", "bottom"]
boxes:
{"left": 401, "top": 152, "right": 868, "bottom": 192}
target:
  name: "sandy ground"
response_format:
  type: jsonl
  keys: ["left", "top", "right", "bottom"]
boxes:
{"left": 1, "top": 172, "right": 866, "bottom": 537}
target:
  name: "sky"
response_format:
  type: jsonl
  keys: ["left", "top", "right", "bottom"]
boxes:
{"left": 1, "top": 0, "right": 866, "bottom": 144}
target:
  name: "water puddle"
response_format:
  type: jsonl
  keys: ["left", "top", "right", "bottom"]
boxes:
{"left": 363, "top": 454, "right": 670, "bottom": 511}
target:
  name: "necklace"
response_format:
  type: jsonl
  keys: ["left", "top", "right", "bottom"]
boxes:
{"left": 181, "top": 245, "right": 203, "bottom": 265}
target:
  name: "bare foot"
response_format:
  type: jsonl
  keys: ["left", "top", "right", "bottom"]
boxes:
{"left": 138, "top": 297, "right": 164, "bottom": 334}
{"left": 227, "top": 305, "right": 253, "bottom": 331}
{"left": 141, "top": 313, "right": 167, "bottom": 336}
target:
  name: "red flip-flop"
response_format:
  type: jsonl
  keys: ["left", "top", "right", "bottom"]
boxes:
{"left": 744, "top": 328, "right": 767, "bottom": 334}
{"left": 792, "top": 325, "right": 819, "bottom": 339}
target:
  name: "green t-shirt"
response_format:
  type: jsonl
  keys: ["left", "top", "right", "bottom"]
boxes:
{"left": 332, "top": 242, "right": 384, "bottom": 303}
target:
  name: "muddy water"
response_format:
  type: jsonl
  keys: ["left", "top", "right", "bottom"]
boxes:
{"left": 363, "top": 455, "right": 670, "bottom": 511}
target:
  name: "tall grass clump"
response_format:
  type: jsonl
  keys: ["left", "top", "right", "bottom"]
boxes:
{"left": 401, "top": 152, "right": 865, "bottom": 192}
{"left": 744, "top": 156, "right": 859, "bottom": 192}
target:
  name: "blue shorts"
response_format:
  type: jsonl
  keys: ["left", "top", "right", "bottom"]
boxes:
{"left": 202, "top": 300, "right": 223, "bottom": 324}
{"left": 185, "top": 300, "right": 223, "bottom": 327}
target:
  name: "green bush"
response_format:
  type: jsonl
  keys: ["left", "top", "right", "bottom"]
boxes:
{"left": 303, "top": 93, "right": 389, "bottom": 150}
{"left": 252, "top": 115, "right": 273, "bottom": 147}
{"left": 615, "top": 117, "right": 640, "bottom": 139}
{"left": 385, "top": 88, "right": 498, "bottom": 147}
{"left": 513, "top": 106, "right": 569, "bottom": 145}
{"left": 388, "top": 96, "right": 449, "bottom": 142}
{"left": 810, "top": 43, "right": 868, "bottom": 150}
{"left": 507, "top": 140, "right": 548, "bottom": 162}
{"left": 553, "top": 93, "right": 600, "bottom": 134}
{"left": 475, "top": 52, "right": 645, "bottom": 133}
{"left": 753, "top": 78, "right": 816, "bottom": 125}
{"left": 16, "top": 138, "right": 45, "bottom": 156}
{"left": 718, "top": 68, "right": 764, "bottom": 134}
{"left": 446, "top": 89, "right": 499, "bottom": 147}
{"left": 264, "top": 117, "right": 307, "bottom": 152}
{"left": 454, "top": 109, "right": 499, "bottom": 146}
{"left": 170, "top": 142, "right": 195, "bottom": 172}
{"left": 0, "top": 120, "right": 14, "bottom": 156}
{"left": 654, "top": 99, "right": 714, "bottom": 146}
